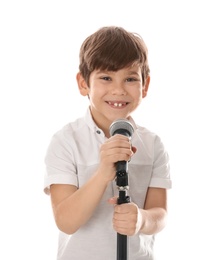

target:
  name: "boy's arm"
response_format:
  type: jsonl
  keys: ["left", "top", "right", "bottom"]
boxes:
{"left": 49, "top": 134, "right": 134, "bottom": 235}
{"left": 50, "top": 173, "right": 109, "bottom": 235}
{"left": 140, "top": 187, "right": 167, "bottom": 235}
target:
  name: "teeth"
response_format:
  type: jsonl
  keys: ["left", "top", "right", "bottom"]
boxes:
{"left": 109, "top": 102, "right": 125, "bottom": 107}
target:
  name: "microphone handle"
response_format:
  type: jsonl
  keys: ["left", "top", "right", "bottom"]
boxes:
{"left": 116, "top": 161, "right": 128, "bottom": 187}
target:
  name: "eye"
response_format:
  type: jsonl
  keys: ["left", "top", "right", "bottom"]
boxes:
{"left": 100, "top": 76, "right": 111, "bottom": 81}
{"left": 126, "top": 77, "right": 138, "bottom": 82}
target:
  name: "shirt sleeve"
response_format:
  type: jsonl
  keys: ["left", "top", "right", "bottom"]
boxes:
{"left": 43, "top": 128, "right": 78, "bottom": 195}
{"left": 149, "top": 135, "right": 172, "bottom": 189}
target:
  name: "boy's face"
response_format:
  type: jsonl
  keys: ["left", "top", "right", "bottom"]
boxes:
{"left": 77, "top": 65, "right": 150, "bottom": 135}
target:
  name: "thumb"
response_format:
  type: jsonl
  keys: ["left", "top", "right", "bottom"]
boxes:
{"left": 108, "top": 196, "right": 118, "bottom": 205}
{"left": 132, "top": 146, "right": 137, "bottom": 154}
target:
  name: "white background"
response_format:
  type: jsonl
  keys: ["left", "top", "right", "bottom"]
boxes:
{"left": 0, "top": 0, "right": 219, "bottom": 259}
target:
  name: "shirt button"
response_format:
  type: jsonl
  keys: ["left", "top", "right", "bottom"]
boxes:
{"left": 96, "top": 130, "right": 101, "bottom": 134}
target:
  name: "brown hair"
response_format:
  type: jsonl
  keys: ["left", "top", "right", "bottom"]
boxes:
{"left": 79, "top": 26, "right": 150, "bottom": 86}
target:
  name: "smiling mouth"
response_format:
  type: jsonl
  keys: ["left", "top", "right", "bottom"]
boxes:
{"left": 107, "top": 101, "right": 128, "bottom": 108}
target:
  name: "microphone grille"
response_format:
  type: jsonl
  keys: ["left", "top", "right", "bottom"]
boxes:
{"left": 109, "top": 119, "right": 134, "bottom": 137}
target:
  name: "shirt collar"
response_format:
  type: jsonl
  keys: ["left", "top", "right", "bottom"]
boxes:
{"left": 83, "top": 106, "right": 138, "bottom": 135}
{"left": 83, "top": 107, "right": 98, "bottom": 133}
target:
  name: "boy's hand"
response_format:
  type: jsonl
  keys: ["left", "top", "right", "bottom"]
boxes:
{"left": 108, "top": 197, "right": 142, "bottom": 236}
{"left": 97, "top": 134, "right": 136, "bottom": 182}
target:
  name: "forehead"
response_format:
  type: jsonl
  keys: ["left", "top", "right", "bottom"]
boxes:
{"left": 95, "top": 64, "right": 141, "bottom": 75}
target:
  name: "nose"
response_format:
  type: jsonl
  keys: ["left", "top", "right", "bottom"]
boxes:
{"left": 111, "top": 82, "right": 127, "bottom": 96}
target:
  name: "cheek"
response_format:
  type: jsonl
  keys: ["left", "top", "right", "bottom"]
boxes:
{"left": 90, "top": 86, "right": 106, "bottom": 97}
{"left": 132, "top": 88, "right": 143, "bottom": 99}
{"left": 88, "top": 89, "right": 103, "bottom": 103}
{"left": 135, "top": 90, "right": 144, "bottom": 104}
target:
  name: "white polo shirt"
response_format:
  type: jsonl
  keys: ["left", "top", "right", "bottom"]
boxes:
{"left": 44, "top": 107, "right": 172, "bottom": 260}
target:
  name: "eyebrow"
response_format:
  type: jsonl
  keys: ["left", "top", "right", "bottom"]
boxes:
{"left": 126, "top": 70, "right": 140, "bottom": 76}
{"left": 96, "top": 70, "right": 140, "bottom": 76}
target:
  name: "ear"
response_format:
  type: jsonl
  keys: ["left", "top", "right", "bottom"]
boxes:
{"left": 76, "top": 72, "right": 90, "bottom": 96}
{"left": 142, "top": 76, "right": 150, "bottom": 98}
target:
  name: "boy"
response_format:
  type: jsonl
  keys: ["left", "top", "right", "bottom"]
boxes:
{"left": 44, "top": 26, "right": 172, "bottom": 259}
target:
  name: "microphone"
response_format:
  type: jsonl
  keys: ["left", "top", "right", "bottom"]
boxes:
{"left": 110, "top": 119, "right": 134, "bottom": 259}
{"left": 109, "top": 119, "right": 134, "bottom": 187}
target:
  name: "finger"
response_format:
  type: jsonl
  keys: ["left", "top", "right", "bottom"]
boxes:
{"left": 108, "top": 197, "right": 118, "bottom": 205}
{"left": 131, "top": 146, "right": 137, "bottom": 154}
{"left": 106, "top": 134, "right": 130, "bottom": 143}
